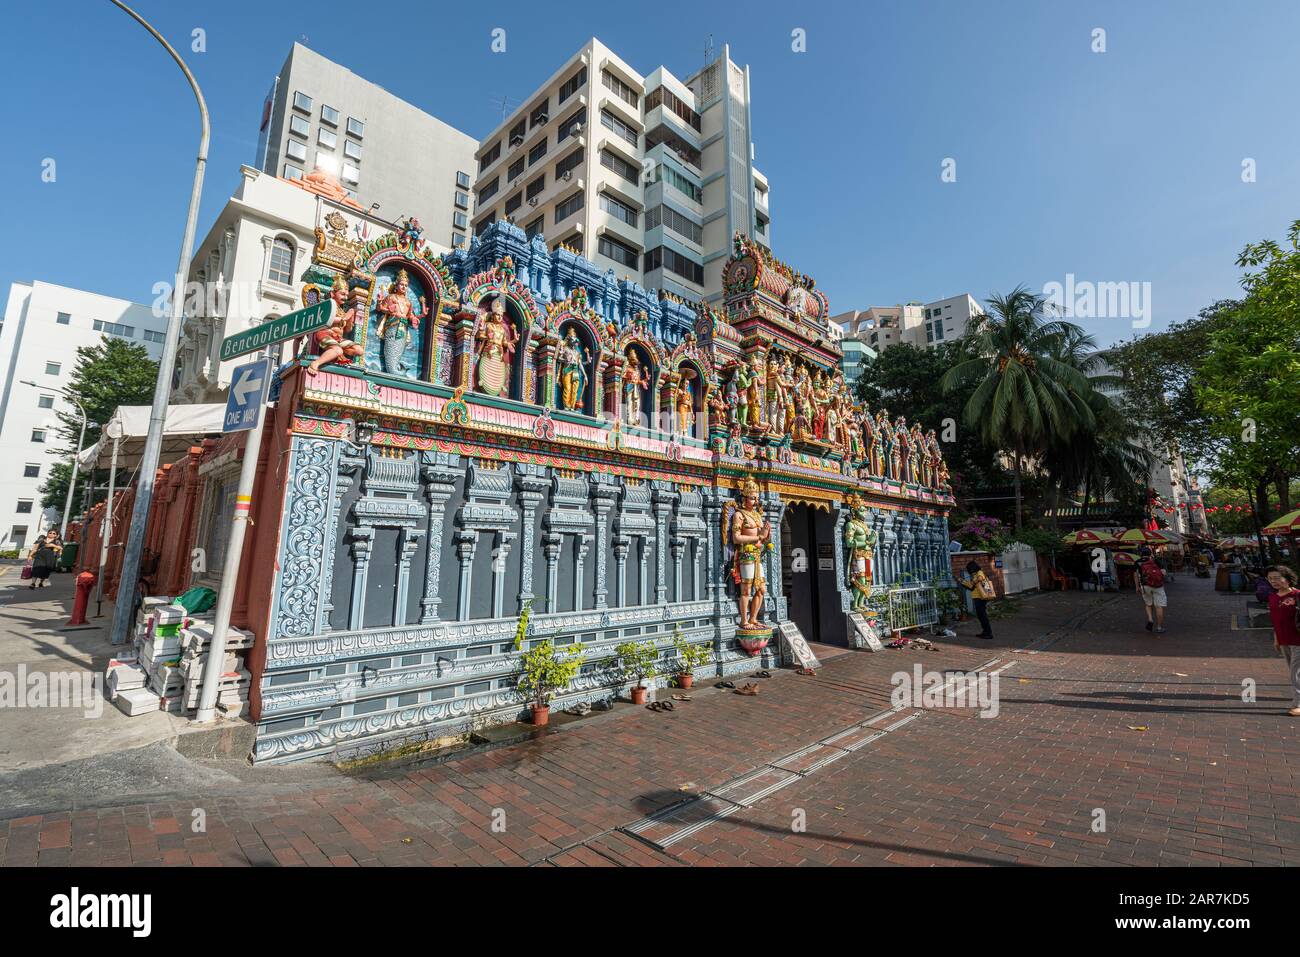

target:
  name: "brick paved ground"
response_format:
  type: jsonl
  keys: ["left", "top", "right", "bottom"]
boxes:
{"left": 2, "top": 573, "right": 1295, "bottom": 866}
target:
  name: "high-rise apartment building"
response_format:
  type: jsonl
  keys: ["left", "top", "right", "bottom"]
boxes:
{"left": 833, "top": 295, "right": 982, "bottom": 353}
{"left": 469, "top": 38, "right": 770, "bottom": 303}
{"left": 0, "top": 282, "right": 167, "bottom": 549}
{"left": 255, "top": 42, "right": 479, "bottom": 250}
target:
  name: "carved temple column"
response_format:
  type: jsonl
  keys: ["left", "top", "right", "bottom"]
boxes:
{"left": 638, "top": 536, "right": 653, "bottom": 606}
{"left": 701, "top": 488, "right": 725, "bottom": 601}
{"left": 590, "top": 476, "right": 618, "bottom": 609}
{"left": 418, "top": 456, "right": 459, "bottom": 624}
{"left": 612, "top": 534, "right": 630, "bottom": 607}
{"left": 492, "top": 529, "right": 516, "bottom": 619}
{"left": 651, "top": 483, "right": 678, "bottom": 605}
{"left": 395, "top": 528, "right": 423, "bottom": 626}
{"left": 573, "top": 533, "right": 592, "bottom": 611}
{"left": 455, "top": 529, "right": 478, "bottom": 621}
{"left": 543, "top": 532, "right": 562, "bottom": 614}
{"left": 762, "top": 494, "right": 786, "bottom": 620}
{"left": 321, "top": 444, "right": 363, "bottom": 633}
{"left": 450, "top": 307, "right": 478, "bottom": 389}
{"left": 515, "top": 466, "right": 548, "bottom": 615}
{"left": 671, "top": 538, "right": 685, "bottom": 602}
{"left": 347, "top": 527, "right": 375, "bottom": 631}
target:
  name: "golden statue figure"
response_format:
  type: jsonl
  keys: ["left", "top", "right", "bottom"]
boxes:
{"left": 724, "top": 475, "right": 772, "bottom": 629}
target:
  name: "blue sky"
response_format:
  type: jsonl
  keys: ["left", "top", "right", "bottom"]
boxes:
{"left": 3, "top": 0, "right": 1297, "bottom": 348}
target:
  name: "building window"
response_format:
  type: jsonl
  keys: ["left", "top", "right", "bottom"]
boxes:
{"left": 600, "top": 109, "right": 638, "bottom": 147}
{"left": 558, "top": 66, "right": 587, "bottom": 104}
{"left": 474, "top": 212, "right": 496, "bottom": 236}
{"left": 143, "top": 329, "right": 166, "bottom": 344}
{"left": 599, "top": 235, "right": 639, "bottom": 268}
{"left": 452, "top": 233, "right": 466, "bottom": 247}
{"left": 505, "top": 193, "right": 522, "bottom": 216}
{"left": 15, "top": 501, "right": 32, "bottom": 515}
{"left": 293, "top": 91, "right": 312, "bottom": 114}
{"left": 528, "top": 137, "right": 548, "bottom": 167}
{"left": 318, "top": 128, "right": 337, "bottom": 150}
{"left": 645, "top": 124, "right": 701, "bottom": 168}
{"left": 507, "top": 157, "right": 525, "bottom": 182}
{"left": 44, "top": 362, "right": 59, "bottom": 376}
{"left": 644, "top": 246, "right": 703, "bottom": 284}
{"left": 599, "top": 192, "right": 639, "bottom": 227}
{"left": 557, "top": 111, "right": 584, "bottom": 141}
{"left": 456, "top": 170, "right": 471, "bottom": 189}
{"left": 37, "top": 395, "right": 54, "bottom": 409}
{"left": 648, "top": 162, "right": 702, "bottom": 202}
{"left": 479, "top": 141, "right": 501, "bottom": 172}
{"left": 554, "top": 191, "right": 584, "bottom": 223}
{"left": 601, "top": 69, "right": 639, "bottom": 109}
{"left": 455, "top": 191, "right": 469, "bottom": 210}
{"left": 555, "top": 146, "right": 584, "bottom": 181}
{"left": 530, "top": 99, "right": 549, "bottom": 127}
{"left": 341, "top": 163, "right": 360, "bottom": 184}
{"left": 645, "top": 86, "right": 701, "bottom": 131}
{"left": 454, "top": 211, "right": 468, "bottom": 229}
{"left": 526, "top": 175, "right": 545, "bottom": 201}
{"left": 56, "top": 312, "right": 70, "bottom": 325}
{"left": 599, "top": 148, "right": 640, "bottom": 185}
{"left": 646, "top": 204, "right": 702, "bottom": 244}
{"left": 347, "top": 117, "right": 364, "bottom": 138}
{"left": 554, "top": 233, "right": 583, "bottom": 255}
{"left": 23, "top": 464, "right": 39, "bottom": 479}
{"left": 321, "top": 104, "right": 339, "bottom": 126}
{"left": 525, "top": 215, "right": 544, "bottom": 239}
{"left": 285, "top": 140, "right": 307, "bottom": 162}
{"left": 509, "top": 118, "right": 527, "bottom": 146}
{"left": 10, "top": 526, "right": 28, "bottom": 551}
{"left": 268, "top": 238, "right": 294, "bottom": 285}
{"left": 477, "top": 176, "right": 500, "bottom": 203}
{"left": 343, "top": 139, "right": 361, "bottom": 161}
{"left": 283, "top": 163, "right": 303, "bottom": 180}
{"left": 31, "top": 430, "right": 46, "bottom": 443}
{"left": 289, "top": 115, "right": 310, "bottom": 139}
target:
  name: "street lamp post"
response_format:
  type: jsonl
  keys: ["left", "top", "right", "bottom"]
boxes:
{"left": 20, "top": 381, "right": 87, "bottom": 540}
{"left": 107, "top": 0, "right": 209, "bottom": 646}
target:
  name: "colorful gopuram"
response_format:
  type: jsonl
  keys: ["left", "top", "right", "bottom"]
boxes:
{"left": 244, "top": 218, "right": 954, "bottom": 762}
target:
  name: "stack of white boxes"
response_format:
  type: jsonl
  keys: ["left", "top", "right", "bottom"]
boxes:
{"left": 178, "top": 621, "right": 254, "bottom": 717}
{"left": 108, "top": 599, "right": 254, "bottom": 719}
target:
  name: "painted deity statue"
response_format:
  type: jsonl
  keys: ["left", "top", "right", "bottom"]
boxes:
{"left": 727, "top": 476, "right": 772, "bottom": 629}
{"left": 674, "top": 369, "right": 696, "bottom": 435}
{"left": 474, "top": 297, "right": 519, "bottom": 397}
{"left": 744, "top": 356, "right": 765, "bottom": 427}
{"left": 825, "top": 393, "right": 841, "bottom": 450}
{"left": 376, "top": 269, "right": 429, "bottom": 375}
{"left": 863, "top": 410, "right": 881, "bottom": 475}
{"left": 724, "top": 373, "right": 740, "bottom": 426}
{"left": 845, "top": 406, "right": 864, "bottom": 462}
{"left": 765, "top": 354, "right": 787, "bottom": 429}
{"left": 893, "top": 416, "right": 910, "bottom": 483}
{"left": 877, "top": 410, "right": 895, "bottom": 479}
{"left": 621, "top": 349, "right": 650, "bottom": 425}
{"left": 307, "top": 275, "right": 363, "bottom": 376}
{"left": 779, "top": 357, "right": 797, "bottom": 435}
{"left": 843, "top": 494, "right": 877, "bottom": 611}
{"left": 911, "top": 424, "right": 929, "bottom": 486}
{"left": 927, "top": 429, "right": 950, "bottom": 490}
{"left": 732, "top": 362, "right": 753, "bottom": 427}
{"left": 557, "top": 327, "right": 589, "bottom": 411}
{"left": 812, "top": 371, "right": 830, "bottom": 440}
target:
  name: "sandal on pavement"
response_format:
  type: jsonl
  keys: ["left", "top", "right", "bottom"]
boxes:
{"left": 647, "top": 701, "right": 663, "bottom": 712}
{"left": 661, "top": 701, "right": 675, "bottom": 711}
{"left": 1289, "top": 707, "right": 1300, "bottom": 717}
{"left": 716, "top": 680, "right": 736, "bottom": 689}
{"left": 735, "top": 683, "right": 760, "bottom": 696}
{"left": 756, "top": 670, "right": 772, "bottom": 678}
{"left": 671, "top": 693, "right": 692, "bottom": 701}
{"left": 796, "top": 667, "right": 816, "bottom": 677}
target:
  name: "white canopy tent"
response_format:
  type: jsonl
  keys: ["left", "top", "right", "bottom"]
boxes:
{"left": 77, "top": 404, "right": 226, "bottom": 471}
{"left": 77, "top": 404, "right": 225, "bottom": 608}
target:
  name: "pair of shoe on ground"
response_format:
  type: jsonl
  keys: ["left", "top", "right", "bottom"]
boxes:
{"left": 1144, "top": 622, "right": 1167, "bottom": 634}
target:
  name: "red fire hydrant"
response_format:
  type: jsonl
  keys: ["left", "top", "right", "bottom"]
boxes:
{"left": 67, "top": 571, "right": 96, "bottom": 627}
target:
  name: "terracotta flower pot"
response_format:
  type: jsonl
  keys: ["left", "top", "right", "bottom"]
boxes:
{"left": 631, "top": 686, "right": 648, "bottom": 705}
{"left": 678, "top": 674, "right": 694, "bottom": 689}
{"left": 531, "top": 705, "right": 550, "bottom": 726}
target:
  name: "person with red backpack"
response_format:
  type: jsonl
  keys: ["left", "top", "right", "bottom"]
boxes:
{"left": 1136, "top": 546, "right": 1167, "bottom": 634}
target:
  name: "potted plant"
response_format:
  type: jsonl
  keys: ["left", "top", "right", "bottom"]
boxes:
{"left": 615, "top": 640, "right": 660, "bottom": 704}
{"left": 516, "top": 640, "right": 586, "bottom": 726}
{"left": 671, "top": 630, "right": 712, "bottom": 689}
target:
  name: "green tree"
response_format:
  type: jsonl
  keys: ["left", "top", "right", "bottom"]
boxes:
{"left": 940, "top": 286, "right": 1096, "bottom": 529}
{"left": 37, "top": 337, "right": 159, "bottom": 521}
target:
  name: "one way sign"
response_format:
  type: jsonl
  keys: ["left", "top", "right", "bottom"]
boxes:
{"left": 223, "top": 357, "right": 272, "bottom": 433}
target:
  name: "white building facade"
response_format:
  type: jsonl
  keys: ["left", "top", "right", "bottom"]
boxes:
{"left": 255, "top": 42, "right": 479, "bottom": 251}
{"left": 469, "top": 38, "right": 770, "bottom": 303}
{"left": 0, "top": 281, "right": 166, "bottom": 550}
{"left": 174, "top": 164, "right": 448, "bottom": 404}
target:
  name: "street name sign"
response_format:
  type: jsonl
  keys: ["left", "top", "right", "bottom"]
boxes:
{"left": 223, "top": 357, "right": 273, "bottom": 433}
{"left": 220, "top": 301, "right": 333, "bottom": 361}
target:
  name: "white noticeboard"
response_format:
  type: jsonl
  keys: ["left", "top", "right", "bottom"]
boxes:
{"left": 848, "top": 612, "right": 885, "bottom": 651}
{"left": 778, "top": 621, "right": 820, "bottom": 670}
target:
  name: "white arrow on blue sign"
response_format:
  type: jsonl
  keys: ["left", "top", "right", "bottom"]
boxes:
{"left": 223, "top": 357, "right": 273, "bottom": 433}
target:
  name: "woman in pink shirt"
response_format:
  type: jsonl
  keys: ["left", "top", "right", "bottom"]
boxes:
{"left": 1266, "top": 565, "right": 1300, "bottom": 716}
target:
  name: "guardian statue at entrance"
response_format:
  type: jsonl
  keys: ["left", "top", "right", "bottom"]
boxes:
{"left": 843, "top": 493, "right": 877, "bottom": 611}
{"left": 725, "top": 475, "right": 773, "bottom": 629}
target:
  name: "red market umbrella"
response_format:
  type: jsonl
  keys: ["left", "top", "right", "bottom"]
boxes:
{"left": 1261, "top": 508, "right": 1300, "bottom": 536}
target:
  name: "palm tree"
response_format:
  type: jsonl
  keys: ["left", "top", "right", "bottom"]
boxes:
{"left": 940, "top": 286, "right": 1096, "bottom": 529}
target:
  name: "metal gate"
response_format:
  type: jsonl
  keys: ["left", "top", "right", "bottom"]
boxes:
{"left": 887, "top": 586, "right": 939, "bottom": 635}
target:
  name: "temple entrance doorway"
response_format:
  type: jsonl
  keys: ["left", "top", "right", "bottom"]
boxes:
{"left": 781, "top": 504, "right": 849, "bottom": 647}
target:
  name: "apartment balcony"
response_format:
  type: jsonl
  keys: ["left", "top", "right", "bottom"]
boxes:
{"left": 643, "top": 104, "right": 702, "bottom": 150}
